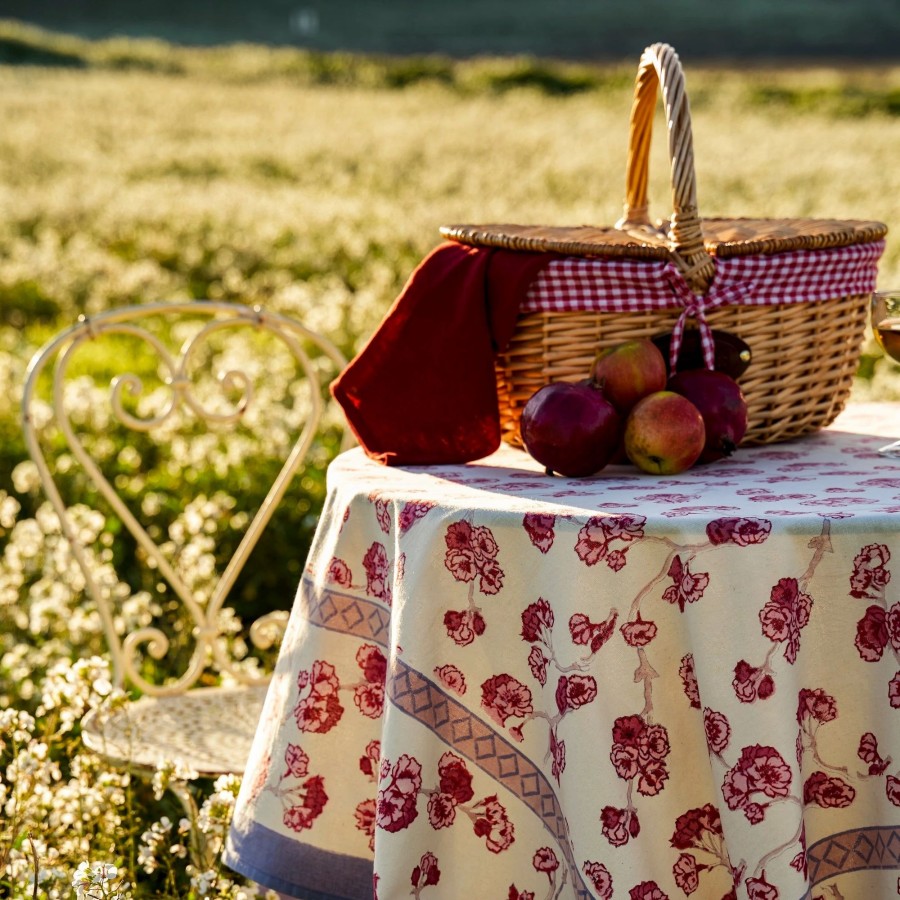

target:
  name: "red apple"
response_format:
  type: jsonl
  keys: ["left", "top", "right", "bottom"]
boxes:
{"left": 521, "top": 380, "right": 622, "bottom": 477}
{"left": 667, "top": 369, "right": 748, "bottom": 463}
{"left": 624, "top": 391, "right": 706, "bottom": 475}
{"left": 591, "top": 339, "right": 668, "bottom": 414}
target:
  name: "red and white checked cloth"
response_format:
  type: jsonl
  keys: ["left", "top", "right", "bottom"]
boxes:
{"left": 523, "top": 240, "right": 886, "bottom": 368}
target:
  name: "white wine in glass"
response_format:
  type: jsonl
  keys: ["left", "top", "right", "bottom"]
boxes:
{"left": 870, "top": 290, "right": 900, "bottom": 457}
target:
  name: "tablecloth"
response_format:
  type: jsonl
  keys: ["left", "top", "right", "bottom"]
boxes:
{"left": 224, "top": 403, "right": 900, "bottom": 900}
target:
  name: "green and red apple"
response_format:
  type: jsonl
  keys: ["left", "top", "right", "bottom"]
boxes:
{"left": 624, "top": 391, "right": 706, "bottom": 475}
{"left": 591, "top": 339, "right": 667, "bottom": 415}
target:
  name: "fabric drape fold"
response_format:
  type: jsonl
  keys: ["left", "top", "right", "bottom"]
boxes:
{"left": 331, "top": 242, "right": 552, "bottom": 465}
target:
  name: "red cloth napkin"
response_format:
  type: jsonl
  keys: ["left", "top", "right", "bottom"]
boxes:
{"left": 331, "top": 241, "right": 552, "bottom": 465}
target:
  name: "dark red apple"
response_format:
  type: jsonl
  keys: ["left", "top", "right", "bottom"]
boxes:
{"left": 667, "top": 369, "right": 748, "bottom": 463}
{"left": 521, "top": 381, "right": 622, "bottom": 477}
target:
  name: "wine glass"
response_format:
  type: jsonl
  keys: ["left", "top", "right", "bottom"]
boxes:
{"left": 870, "top": 290, "right": 900, "bottom": 457}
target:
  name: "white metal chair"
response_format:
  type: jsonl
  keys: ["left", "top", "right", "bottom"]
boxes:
{"left": 21, "top": 300, "right": 349, "bottom": 779}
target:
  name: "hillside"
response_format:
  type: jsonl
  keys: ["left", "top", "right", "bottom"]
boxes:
{"left": 2, "top": 0, "right": 900, "bottom": 62}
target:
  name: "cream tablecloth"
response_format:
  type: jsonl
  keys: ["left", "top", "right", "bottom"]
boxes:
{"left": 225, "top": 404, "right": 900, "bottom": 900}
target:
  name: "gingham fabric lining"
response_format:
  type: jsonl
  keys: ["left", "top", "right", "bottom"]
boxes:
{"left": 522, "top": 240, "right": 885, "bottom": 368}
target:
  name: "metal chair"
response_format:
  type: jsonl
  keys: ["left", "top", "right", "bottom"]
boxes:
{"left": 21, "top": 300, "right": 349, "bottom": 780}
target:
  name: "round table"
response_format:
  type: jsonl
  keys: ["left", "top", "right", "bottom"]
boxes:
{"left": 225, "top": 404, "right": 900, "bottom": 900}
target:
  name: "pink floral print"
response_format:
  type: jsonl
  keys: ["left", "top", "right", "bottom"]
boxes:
{"left": 532, "top": 847, "right": 559, "bottom": 880}
{"left": 443, "top": 608, "right": 486, "bottom": 646}
{"left": 520, "top": 598, "right": 554, "bottom": 642}
{"left": 610, "top": 715, "right": 671, "bottom": 797}
{"left": 857, "top": 732, "right": 890, "bottom": 776}
{"left": 271, "top": 742, "right": 330, "bottom": 833}
{"left": 527, "top": 646, "right": 548, "bottom": 686}
{"left": 376, "top": 754, "right": 422, "bottom": 833}
{"left": 621, "top": 614, "right": 657, "bottom": 647}
{"left": 670, "top": 803, "right": 724, "bottom": 852}
{"left": 669, "top": 803, "right": 730, "bottom": 896}
{"left": 849, "top": 543, "right": 891, "bottom": 599}
{"left": 629, "top": 882, "right": 669, "bottom": 900}
{"left": 523, "top": 513, "right": 556, "bottom": 553}
{"left": 284, "top": 743, "right": 310, "bottom": 778}
{"left": 358, "top": 739, "right": 381, "bottom": 780}
{"left": 473, "top": 795, "right": 516, "bottom": 853}
{"left": 353, "top": 644, "right": 387, "bottom": 719}
{"left": 433, "top": 664, "right": 467, "bottom": 695}
{"left": 582, "top": 861, "right": 613, "bottom": 898}
{"left": 326, "top": 557, "right": 352, "bottom": 586}
{"left": 601, "top": 805, "right": 640, "bottom": 847}
{"left": 679, "top": 654, "right": 701, "bottom": 709}
{"left": 506, "top": 887, "right": 534, "bottom": 900}
{"left": 705, "top": 517, "right": 772, "bottom": 546}
{"left": 796, "top": 687, "right": 837, "bottom": 724}
{"left": 444, "top": 519, "right": 504, "bottom": 594}
{"left": 672, "top": 853, "right": 700, "bottom": 895}
{"left": 732, "top": 659, "right": 775, "bottom": 703}
{"left": 372, "top": 496, "right": 390, "bottom": 535}
{"left": 282, "top": 775, "right": 328, "bottom": 832}
{"left": 555, "top": 674, "right": 597, "bottom": 714}
{"left": 437, "top": 751, "right": 475, "bottom": 804}
{"left": 575, "top": 514, "right": 646, "bottom": 570}
{"left": 745, "top": 875, "right": 778, "bottom": 900}
{"left": 662, "top": 555, "right": 710, "bottom": 612}
{"left": 410, "top": 851, "right": 440, "bottom": 896}
{"left": 855, "top": 605, "right": 889, "bottom": 661}
{"left": 363, "top": 541, "right": 391, "bottom": 602}
{"left": 354, "top": 798, "right": 376, "bottom": 850}
{"left": 722, "top": 745, "right": 792, "bottom": 822}
{"left": 481, "top": 674, "right": 533, "bottom": 727}
{"left": 887, "top": 775, "right": 900, "bottom": 807}
{"left": 703, "top": 709, "right": 731, "bottom": 755}
{"left": 759, "top": 577, "right": 813, "bottom": 664}
{"left": 399, "top": 500, "right": 433, "bottom": 533}
{"left": 569, "top": 610, "right": 618, "bottom": 651}
{"left": 803, "top": 771, "right": 856, "bottom": 808}
{"left": 294, "top": 660, "right": 344, "bottom": 733}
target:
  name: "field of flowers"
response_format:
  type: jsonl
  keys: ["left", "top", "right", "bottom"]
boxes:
{"left": 2, "top": 25, "right": 900, "bottom": 898}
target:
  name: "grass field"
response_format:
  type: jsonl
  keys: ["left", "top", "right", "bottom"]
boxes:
{"left": 1, "top": 22, "right": 899, "bottom": 463}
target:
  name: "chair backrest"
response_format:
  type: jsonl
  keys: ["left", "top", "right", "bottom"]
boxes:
{"left": 21, "top": 300, "right": 349, "bottom": 697}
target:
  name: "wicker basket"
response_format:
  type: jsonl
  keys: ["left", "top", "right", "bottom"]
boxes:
{"left": 441, "top": 43, "right": 888, "bottom": 448}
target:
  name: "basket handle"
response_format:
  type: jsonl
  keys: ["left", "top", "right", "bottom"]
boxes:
{"left": 616, "top": 43, "right": 715, "bottom": 294}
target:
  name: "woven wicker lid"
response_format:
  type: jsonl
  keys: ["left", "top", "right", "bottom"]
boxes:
{"left": 440, "top": 217, "right": 888, "bottom": 261}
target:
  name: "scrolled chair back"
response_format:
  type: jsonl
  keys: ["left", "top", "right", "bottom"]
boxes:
{"left": 21, "top": 300, "right": 350, "bottom": 703}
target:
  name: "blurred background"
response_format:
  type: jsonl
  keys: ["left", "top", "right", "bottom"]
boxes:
{"left": 1, "top": 4, "right": 900, "bottom": 895}
{"left": 3, "top": 0, "right": 900, "bottom": 61}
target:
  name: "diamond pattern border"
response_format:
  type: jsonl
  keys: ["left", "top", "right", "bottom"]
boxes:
{"left": 299, "top": 578, "right": 390, "bottom": 647}
{"left": 808, "top": 825, "right": 900, "bottom": 885}
{"left": 388, "top": 659, "right": 592, "bottom": 900}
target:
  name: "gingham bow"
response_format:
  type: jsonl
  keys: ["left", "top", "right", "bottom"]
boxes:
{"left": 664, "top": 266, "right": 756, "bottom": 370}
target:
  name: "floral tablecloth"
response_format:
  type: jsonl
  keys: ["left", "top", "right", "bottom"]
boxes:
{"left": 224, "top": 403, "right": 900, "bottom": 900}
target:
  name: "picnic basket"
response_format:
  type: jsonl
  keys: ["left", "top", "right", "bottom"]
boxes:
{"left": 441, "top": 42, "right": 887, "bottom": 448}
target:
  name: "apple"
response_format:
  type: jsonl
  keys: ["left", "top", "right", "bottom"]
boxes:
{"left": 521, "top": 380, "right": 622, "bottom": 477}
{"left": 667, "top": 368, "right": 748, "bottom": 463}
{"left": 624, "top": 391, "right": 706, "bottom": 475}
{"left": 591, "top": 339, "right": 668, "bottom": 414}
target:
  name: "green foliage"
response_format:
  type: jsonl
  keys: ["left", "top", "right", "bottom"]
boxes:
{"left": 748, "top": 84, "right": 900, "bottom": 118}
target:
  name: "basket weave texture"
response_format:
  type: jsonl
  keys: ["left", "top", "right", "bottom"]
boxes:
{"left": 441, "top": 43, "right": 887, "bottom": 448}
